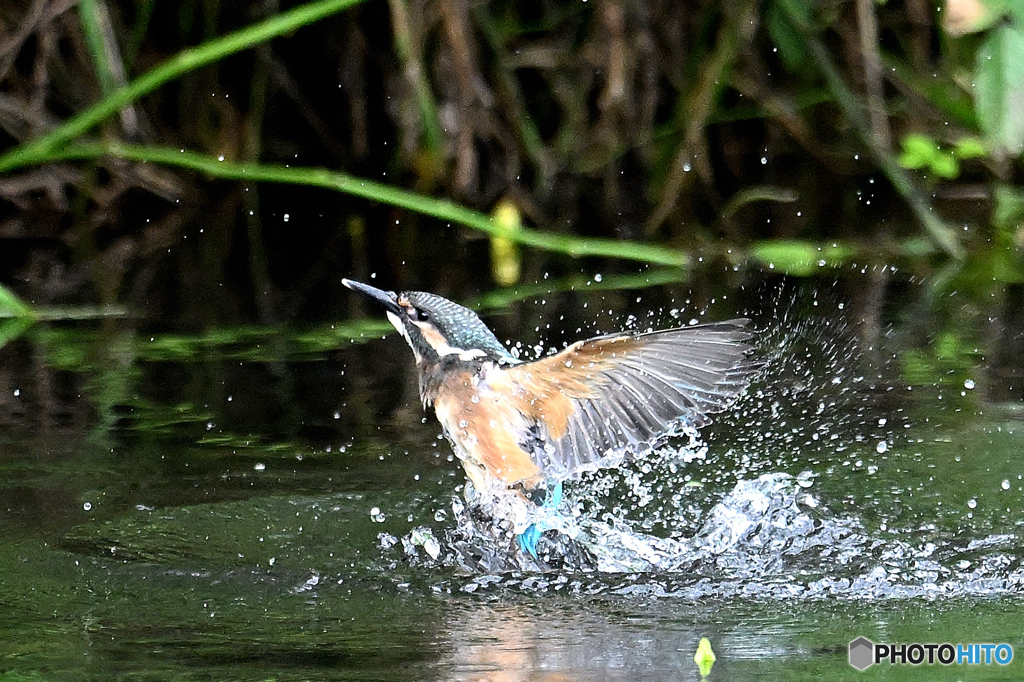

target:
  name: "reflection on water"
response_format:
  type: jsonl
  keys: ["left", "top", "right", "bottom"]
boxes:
{"left": 439, "top": 602, "right": 707, "bottom": 681}
{"left": 1, "top": 277, "right": 1023, "bottom": 679}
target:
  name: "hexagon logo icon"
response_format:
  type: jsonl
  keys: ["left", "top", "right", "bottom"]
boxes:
{"left": 849, "top": 637, "right": 874, "bottom": 670}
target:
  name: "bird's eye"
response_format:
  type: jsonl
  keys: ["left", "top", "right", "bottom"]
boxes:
{"left": 413, "top": 308, "right": 430, "bottom": 322}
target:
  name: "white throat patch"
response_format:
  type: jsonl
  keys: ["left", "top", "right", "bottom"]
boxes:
{"left": 386, "top": 311, "right": 409, "bottom": 342}
{"left": 388, "top": 312, "right": 489, "bottom": 362}
{"left": 411, "top": 319, "right": 488, "bottom": 361}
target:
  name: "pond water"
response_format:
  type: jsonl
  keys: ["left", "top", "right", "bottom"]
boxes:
{"left": 1, "top": 273, "right": 1022, "bottom": 680}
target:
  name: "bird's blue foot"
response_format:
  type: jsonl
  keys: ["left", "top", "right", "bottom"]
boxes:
{"left": 547, "top": 480, "right": 563, "bottom": 507}
{"left": 516, "top": 480, "right": 563, "bottom": 557}
{"left": 518, "top": 523, "right": 541, "bottom": 557}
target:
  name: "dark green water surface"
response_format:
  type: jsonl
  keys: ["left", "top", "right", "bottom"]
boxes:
{"left": 2, "top": 278, "right": 1023, "bottom": 680}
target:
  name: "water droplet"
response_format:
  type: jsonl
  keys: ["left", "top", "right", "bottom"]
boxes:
{"left": 434, "top": 509, "right": 448, "bottom": 522}
{"left": 1002, "top": 480, "right": 1010, "bottom": 490}
{"left": 964, "top": 379, "right": 975, "bottom": 390}
{"left": 459, "top": 419, "right": 469, "bottom": 429}
{"left": 254, "top": 462, "right": 266, "bottom": 471}
{"left": 83, "top": 502, "right": 92, "bottom": 511}
{"left": 967, "top": 498, "right": 977, "bottom": 509}
{"left": 876, "top": 441, "right": 888, "bottom": 454}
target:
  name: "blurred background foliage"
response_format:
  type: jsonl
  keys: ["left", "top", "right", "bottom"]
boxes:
{"left": 0, "top": 0, "right": 1022, "bottom": 329}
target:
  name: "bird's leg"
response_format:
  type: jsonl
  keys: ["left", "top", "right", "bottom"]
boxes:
{"left": 515, "top": 478, "right": 564, "bottom": 557}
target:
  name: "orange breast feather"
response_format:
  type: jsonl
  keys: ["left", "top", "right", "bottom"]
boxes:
{"left": 433, "top": 369, "right": 542, "bottom": 488}
{"left": 431, "top": 338, "right": 636, "bottom": 487}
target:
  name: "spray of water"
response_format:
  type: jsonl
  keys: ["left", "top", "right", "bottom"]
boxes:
{"left": 382, "top": 283, "right": 1024, "bottom": 598}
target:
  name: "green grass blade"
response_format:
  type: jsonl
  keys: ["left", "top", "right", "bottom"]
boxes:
{"left": 78, "top": 0, "right": 119, "bottom": 95}
{"left": 0, "top": 282, "right": 34, "bottom": 319}
{"left": 0, "top": 0, "right": 366, "bottom": 174}
{"left": 0, "top": 317, "right": 34, "bottom": 351}
{"left": 44, "top": 142, "right": 690, "bottom": 268}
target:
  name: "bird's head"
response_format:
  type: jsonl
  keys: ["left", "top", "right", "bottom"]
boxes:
{"left": 343, "top": 279, "right": 515, "bottom": 367}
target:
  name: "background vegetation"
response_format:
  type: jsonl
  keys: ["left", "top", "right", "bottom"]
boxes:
{"left": 0, "top": 0, "right": 1021, "bottom": 331}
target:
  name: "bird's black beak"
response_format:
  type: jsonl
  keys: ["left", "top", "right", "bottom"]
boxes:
{"left": 342, "top": 278, "right": 402, "bottom": 315}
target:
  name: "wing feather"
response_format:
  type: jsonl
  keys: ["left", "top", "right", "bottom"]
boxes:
{"left": 501, "top": 320, "right": 760, "bottom": 480}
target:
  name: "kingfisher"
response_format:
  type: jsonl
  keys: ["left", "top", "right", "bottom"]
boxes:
{"left": 343, "top": 278, "right": 760, "bottom": 558}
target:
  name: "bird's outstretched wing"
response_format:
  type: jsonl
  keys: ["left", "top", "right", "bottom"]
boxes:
{"left": 498, "top": 320, "right": 760, "bottom": 480}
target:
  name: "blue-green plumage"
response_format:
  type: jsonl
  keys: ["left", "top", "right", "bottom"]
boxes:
{"left": 403, "top": 292, "right": 515, "bottom": 362}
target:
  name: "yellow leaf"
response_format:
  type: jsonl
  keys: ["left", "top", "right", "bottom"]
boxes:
{"left": 490, "top": 198, "right": 522, "bottom": 286}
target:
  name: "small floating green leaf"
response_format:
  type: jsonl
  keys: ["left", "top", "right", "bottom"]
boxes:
{"left": 694, "top": 636, "right": 716, "bottom": 677}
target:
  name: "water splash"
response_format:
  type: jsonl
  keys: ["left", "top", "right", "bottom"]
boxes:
{"left": 383, "top": 286, "right": 1022, "bottom": 600}
{"left": 393, "top": 469, "right": 833, "bottom": 574}
{"left": 388, "top": 467, "right": 1024, "bottom": 601}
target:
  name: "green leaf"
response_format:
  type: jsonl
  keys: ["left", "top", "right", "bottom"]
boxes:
{"left": 931, "top": 152, "right": 960, "bottom": 179}
{"left": 0, "top": 282, "right": 33, "bottom": 319}
{"left": 898, "top": 133, "right": 964, "bottom": 178}
{"left": 954, "top": 136, "right": 987, "bottom": 159}
{"left": 0, "top": 317, "right": 33, "bottom": 351}
{"left": 974, "top": 23, "right": 1024, "bottom": 157}
{"left": 749, "top": 240, "right": 855, "bottom": 276}
{"left": 990, "top": 246, "right": 1024, "bottom": 283}
{"left": 898, "top": 133, "right": 938, "bottom": 169}
{"left": 936, "top": 331, "right": 968, "bottom": 362}
{"left": 883, "top": 53, "right": 978, "bottom": 128}
{"left": 992, "top": 184, "right": 1024, "bottom": 232}
{"left": 767, "top": 0, "right": 809, "bottom": 70}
